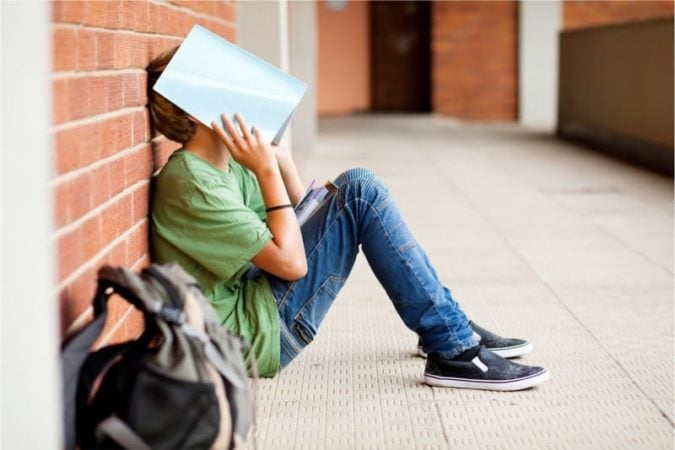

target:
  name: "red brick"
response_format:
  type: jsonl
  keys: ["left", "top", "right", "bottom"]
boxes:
{"left": 90, "top": 76, "right": 113, "bottom": 116}
{"left": 218, "top": 2, "right": 236, "bottom": 23}
{"left": 94, "top": 296, "right": 132, "bottom": 348}
{"left": 78, "top": 29, "right": 98, "bottom": 71}
{"left": 53, "top": 27, "right": 78, "bottom": 72}
{"left": 130, "top": 34, "right": 151, "bottom": 68}
{"left": 132, "top": 109, "right": 149, "bottom": 145}
{"left": 100, "top": 200, "right": 121, "bottom": 244}
{"left": 107, "top": 76, "right": 125, "bottom": 112}
{"left": 81, "top": 215, "right": 103, "bottom": 261}
{"left": 120, "top": 0, "right": 139, "bottom": 31}
{"left": 135, "top": 1, "right": 150, "bottom": 32}
{"left": 176, "top": 10, "right": 193, "bottom": 36}
{"left": 107, "top": 239, "right": 128, "bottom": 266}
{"left": 127, "top": 222, "right": 149, "bottom": 263}
{"left": 108, "top": 157, "right": 126, "bottom": 198}
{"left": 87, "top": 0, "right": 122, "bottom": 29}
{"left": 67, "top": 267, "right": 97, "bottom": 318}
{"left": 54, "top": 120, "right": 105, "bottom": 176}
{"left": 66, "top": 76, "right": 90, "bottom": 121}
{"left": 112, "top": 33, "right": 132, "bottom": 69}
{"left": 119, "top": 308, "right": 144, "bottom": 340}
{"left": 52, "top": 0, "right": 63, "bottom": 22}
{"left": 116, "top": 194, "right": 135, "bottom": 235}
{"left": 113, "top": 113, "right": 134, "bottom": 151}
{"left": 171, "top": 0, "right": 214, "bottom": 16}
{"left": 124, "top": 144, "right": 153, "bottom": 189}
{"left": 96, "top": 31, "right": 115, "bottom": 70}
{"left": 54, "top": 182, "right": 69, "bottom": 228}
{"left": 123, "top": 73, "right": 147, "bottom": 107}
{"left": 53, "top": 78, "right": 69, "bottom": 124}
{"left": 148, "top": 2, "right": 162, "bottom": 35}
{"left": 57, "top": 228, "right": 82, "bottom": 280}
{"left": 132, "top": 182, "right": 150, "bottom": 223}
{"left": 54, "top": 0, "right": 90, "bottom": 24}
{"left": 54, "top": 128, "right": 80, "bottom": 175}
{"left": 62, "top": 173, "right": 93, "bottom": 223}
{"left": 90, "top": 164, "right": 111, "bottom": 208}
{"left": 157, "top": 3, "right": 172, "bottom": 35}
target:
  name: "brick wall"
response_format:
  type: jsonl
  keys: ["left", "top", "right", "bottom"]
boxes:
{"left": 431, "top": 1, "right": 518, "bottom": 121}
{"left": 564, "top": 0, "right": 674, "bottom": 30}
{"left": 52, "top": 0, "right": 235, "bottom": 344}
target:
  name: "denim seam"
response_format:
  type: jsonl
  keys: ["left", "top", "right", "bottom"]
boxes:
{"left": 345, "top": 196, "right": 462, "bottom": 350}
{"left": 293, "top": 275, "right": 347, "bottom": 327}
{"left": 279, "top": 316, "right": 304, "bottom": 356}
{"left": 276, "top": 191, "right": 346, "bottom": 311}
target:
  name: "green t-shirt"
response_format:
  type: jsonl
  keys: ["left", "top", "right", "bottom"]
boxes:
{"left": 151, "top": 149, "right": 280, "bottom": 377}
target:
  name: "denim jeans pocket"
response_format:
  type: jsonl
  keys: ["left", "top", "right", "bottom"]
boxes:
{"left": 293, "top": 275, "right": 347, "bottom": 344}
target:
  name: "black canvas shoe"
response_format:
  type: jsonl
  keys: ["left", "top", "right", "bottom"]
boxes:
{"left": 417, "top": 321, "right": 533, "bottom": 359}
{"left": 424, "top": 346, "right": 549, "bottom": 391}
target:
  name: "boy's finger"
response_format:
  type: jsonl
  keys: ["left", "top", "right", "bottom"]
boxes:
{"left": 234, "top": 113, "right": 253, "bottom": 141}
{"left": 221, "top": 113, "right": 243, "bottom": 145}
{"left": 252, "top": 126, "right": 265, "bottom": 142}
{"left": 211, "top": 121, "right": 235, "bottom": 152}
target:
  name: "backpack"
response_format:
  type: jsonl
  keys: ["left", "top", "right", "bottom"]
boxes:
{"left": 61, "top": 263, "right": 254, "bottom": 449}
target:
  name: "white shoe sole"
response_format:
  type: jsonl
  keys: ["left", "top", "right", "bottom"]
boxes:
{"left": 417, "top": 342, "right": 533, "bottom": 359}
{"left": 424, "top": 368, "right": 549, "bottom": 391}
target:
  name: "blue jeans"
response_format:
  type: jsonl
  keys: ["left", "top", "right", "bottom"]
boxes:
{"left": 263, "top": 168, "right": 478, "bottom": 370}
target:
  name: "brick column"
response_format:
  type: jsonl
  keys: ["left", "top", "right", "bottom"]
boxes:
{"left": 431, "top": 1, "right": 518, "bottom": 121}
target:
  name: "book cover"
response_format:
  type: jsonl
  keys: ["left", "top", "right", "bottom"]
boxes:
{"left": 153, "top": 24, "right": 308, "bottom": 144}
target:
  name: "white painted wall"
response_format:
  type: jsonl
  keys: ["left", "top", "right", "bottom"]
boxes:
{"left": 288, "top": 1, "right": 317, "bottom": 158}
{"left": 236, "top": 0, "right": 317, "bottom": 158}
{"left": 236, "top": 0, "right": 290, "bottom": 70}
{"left": 1, "top": 2, "right": 63, "bottom": 449}
{"left": 519, "top": 0, "right": 561, "bottom": 130}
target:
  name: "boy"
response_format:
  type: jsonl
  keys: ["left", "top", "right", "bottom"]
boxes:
{"left": 147, "top": 47, "right": 549, "bottom": 391}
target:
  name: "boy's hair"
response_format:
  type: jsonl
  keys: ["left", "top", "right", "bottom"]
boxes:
{"left": 146, "top": 46, "right": 196, "bottom": 144}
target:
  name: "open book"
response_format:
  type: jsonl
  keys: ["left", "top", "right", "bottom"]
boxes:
{"left": 153, "top": 24, "right": 308, "bottom": 145}
{"left": 243, "top": 180, "right": 338, "bottom": 280}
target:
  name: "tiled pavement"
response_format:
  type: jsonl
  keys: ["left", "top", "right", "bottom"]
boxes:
{"left": 253, "top": 115, "right": 674, "bottom": 449}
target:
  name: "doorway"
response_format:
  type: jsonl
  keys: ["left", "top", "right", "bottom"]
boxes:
{"left": 370, "top": 1, "right": 431, "bottom": 112}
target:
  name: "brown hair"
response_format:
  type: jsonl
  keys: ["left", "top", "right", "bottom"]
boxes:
{"left": 146, "top": 46, "right": 196, "bottom": 144}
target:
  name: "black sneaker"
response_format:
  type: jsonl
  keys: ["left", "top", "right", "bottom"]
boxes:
{"left": 417, "top": 321, "right": 533, "bottom": 359}
{"left": 424, "top": 346, "right": 549, "bottom": 391}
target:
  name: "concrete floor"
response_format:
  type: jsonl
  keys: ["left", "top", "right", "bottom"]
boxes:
{"left": 253, "top": 115, "right": 674, "bottom": 449}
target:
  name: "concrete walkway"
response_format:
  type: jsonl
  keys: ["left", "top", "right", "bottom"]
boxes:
{"left": 254, "top": 115, "right": 674, "bottom": 449}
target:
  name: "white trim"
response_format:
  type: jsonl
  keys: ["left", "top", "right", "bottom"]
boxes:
{"left": 472, "top": 356, "right": 489, "bottom": 373}
{"left": 518, "top": 0, "right": 561, "bottom": 130}
{"left": 1, "top": 2, "right": 63, "bottom": 448}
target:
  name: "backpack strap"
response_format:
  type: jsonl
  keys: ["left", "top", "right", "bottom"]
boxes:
{"left": 96, "top": 415, "right": 152, "bottom": 450}
{"left": 61, "top": 281, "right": 117, "bottom": 450}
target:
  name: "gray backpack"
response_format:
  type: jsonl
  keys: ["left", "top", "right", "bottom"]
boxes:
{"left": 61, "top": 263, "right": 253, "bottom": 449}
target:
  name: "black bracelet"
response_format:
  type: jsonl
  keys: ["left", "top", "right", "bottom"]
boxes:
{"left": 265, "top": 204, "right": 293, "bottom": 213}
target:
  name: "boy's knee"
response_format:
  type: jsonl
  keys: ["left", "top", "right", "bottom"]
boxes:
{"left": 335, "top": 167, "right": 386, "bottom": 190}
{"left": 333, "top": 167, "right": 390, "bottom": 208}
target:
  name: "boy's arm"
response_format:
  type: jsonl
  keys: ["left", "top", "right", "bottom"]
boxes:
{"left": 212, "top": 113, "right": 307, "bottom": 281}
{"left": 274, "top": 142, "right": 305, "bottom": 206}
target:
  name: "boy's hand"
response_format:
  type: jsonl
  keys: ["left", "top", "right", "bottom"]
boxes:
{"left": 211, "top": 113, "right": 277, "bottom": 175}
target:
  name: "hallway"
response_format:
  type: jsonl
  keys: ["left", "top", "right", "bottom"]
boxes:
{"left": 254, "top": 115, "right": 674, "bottom": 449}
